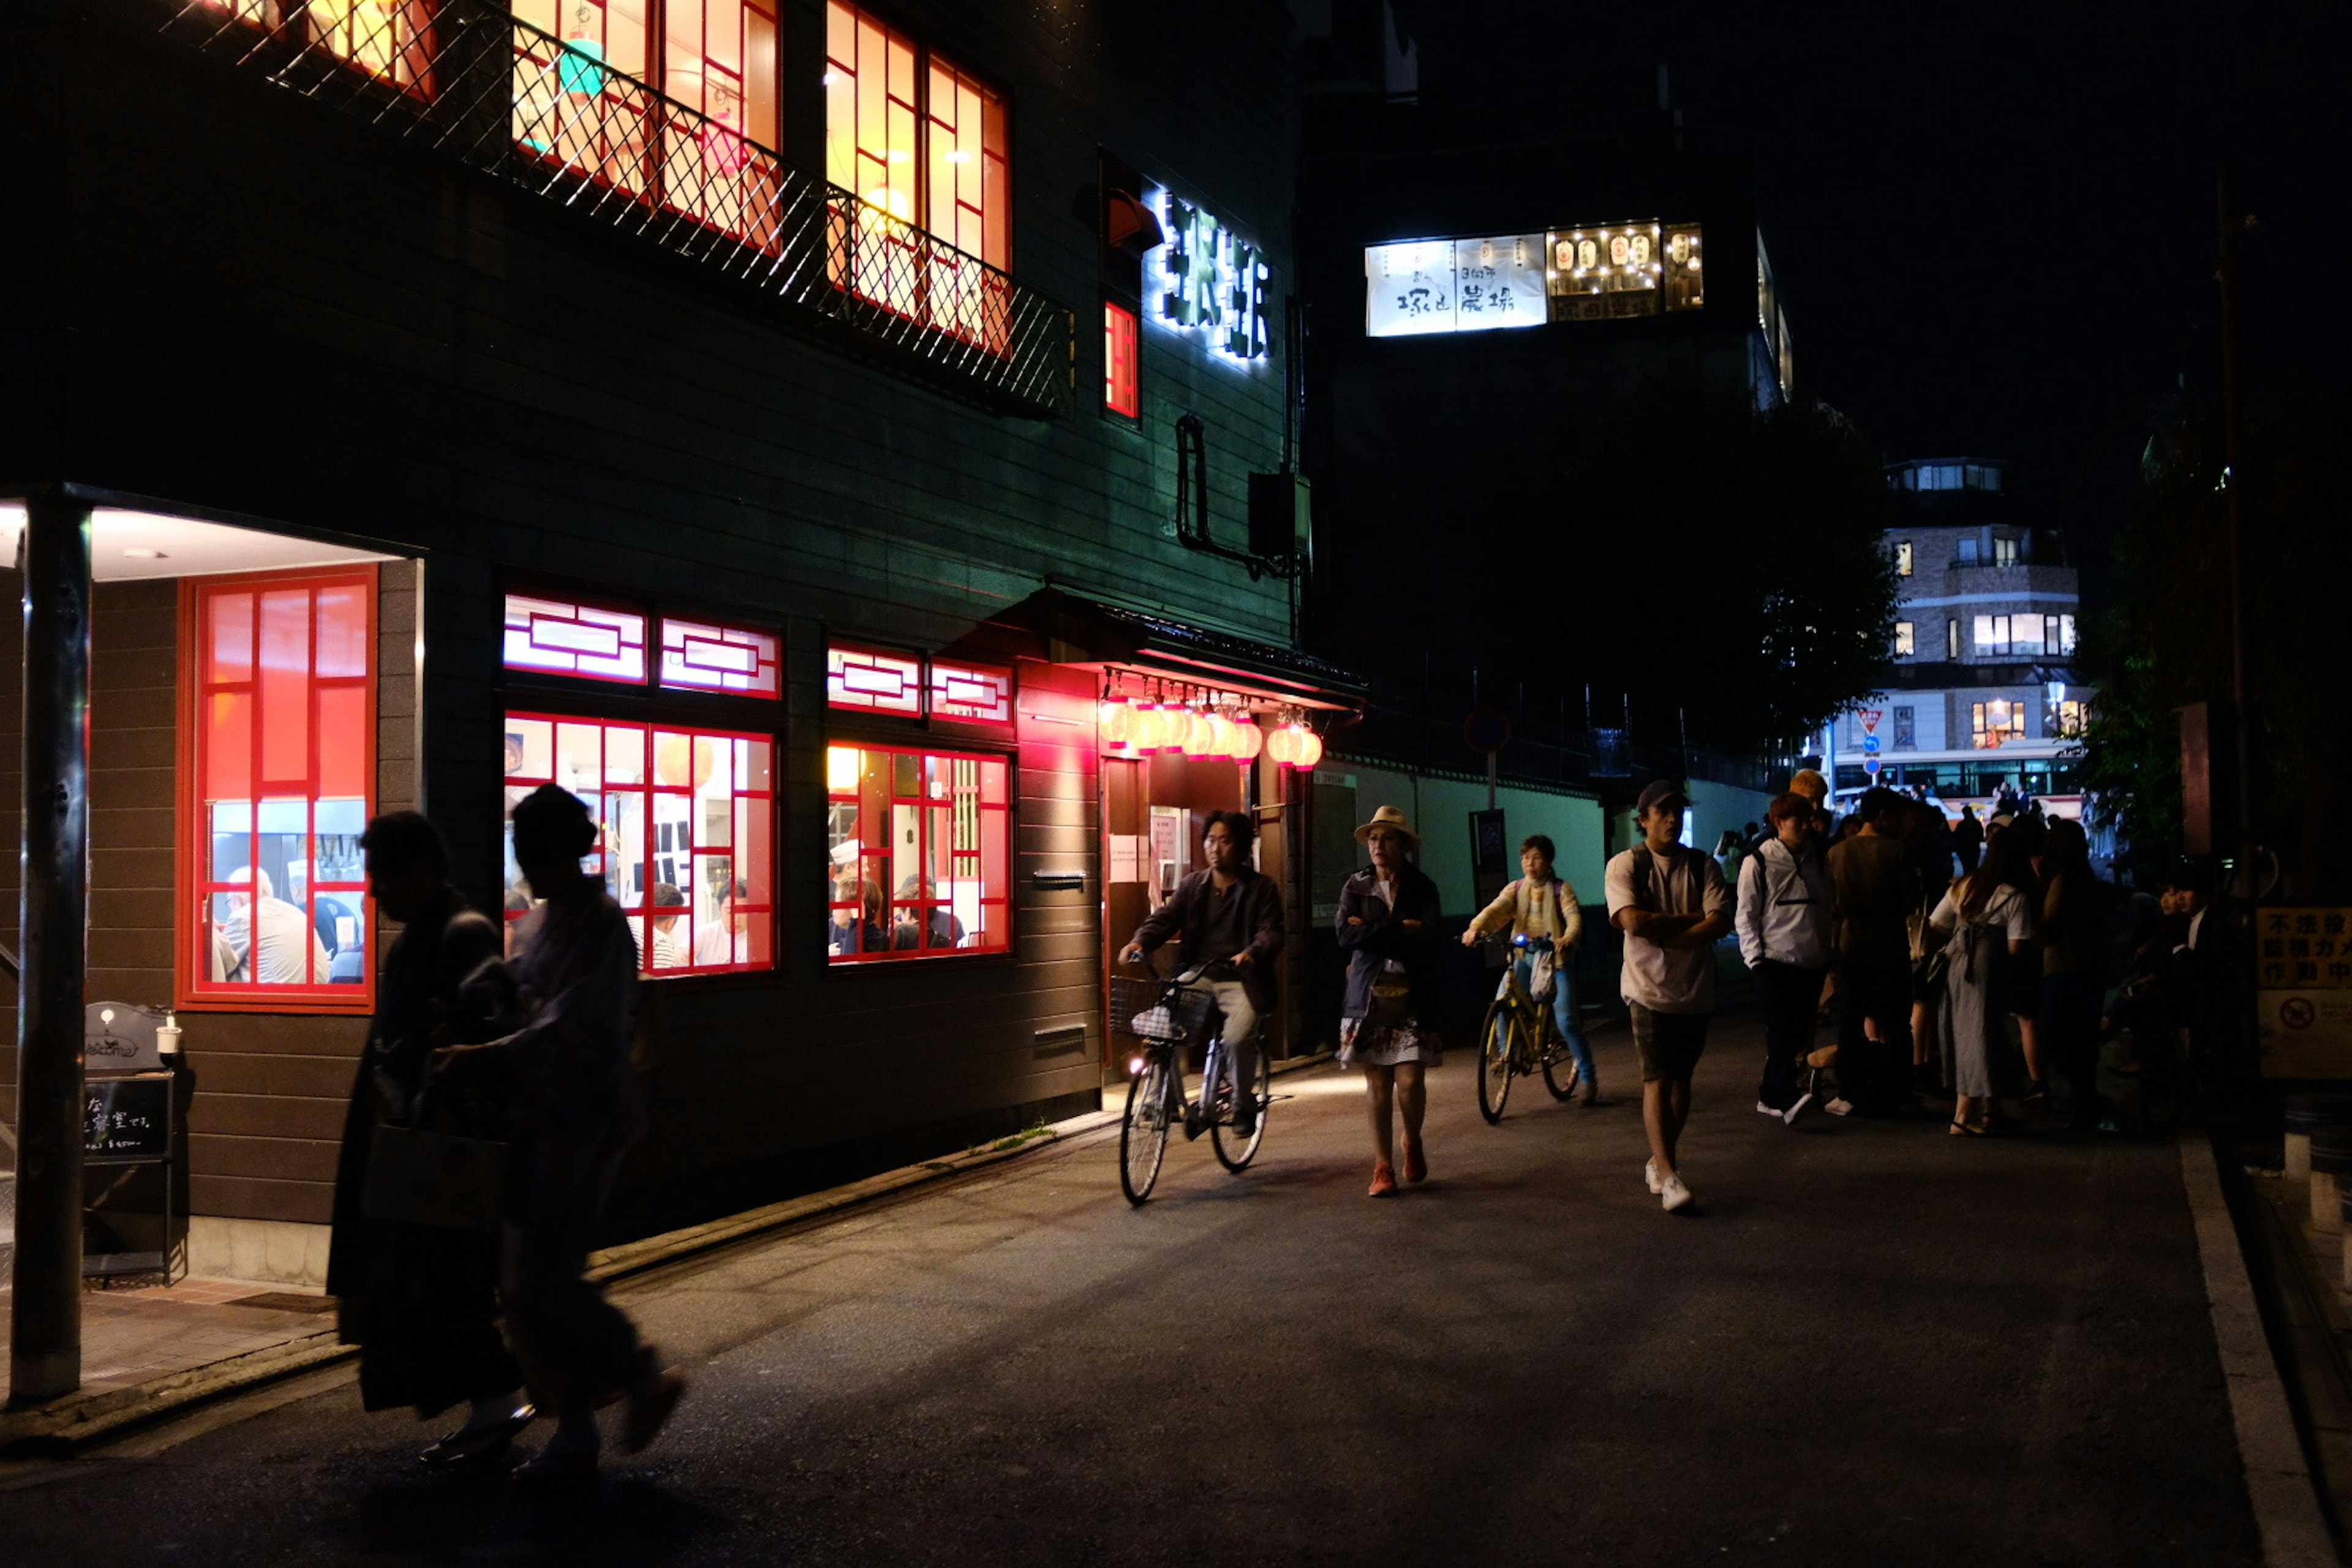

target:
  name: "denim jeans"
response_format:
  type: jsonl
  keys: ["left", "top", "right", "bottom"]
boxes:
{"left": 1512, "top": 951, "right": 1595, "bottom": 1086}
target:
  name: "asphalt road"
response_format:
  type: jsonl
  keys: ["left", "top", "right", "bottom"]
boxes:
{"left": 0, "top": 1015, "right": 2261, "bottom": 1566}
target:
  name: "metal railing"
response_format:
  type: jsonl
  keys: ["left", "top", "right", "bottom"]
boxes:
{"left": 153, "top": 0, "right": 1076, "bottom": 415}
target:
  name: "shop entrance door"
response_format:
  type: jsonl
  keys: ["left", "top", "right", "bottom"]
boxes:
{"left": 1100, "top": 750, "right": 1251, "bottom": 1078}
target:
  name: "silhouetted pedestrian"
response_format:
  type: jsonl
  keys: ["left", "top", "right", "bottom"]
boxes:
{"left": 1337, "top": 805, "right": 1443, "bottom": 1196}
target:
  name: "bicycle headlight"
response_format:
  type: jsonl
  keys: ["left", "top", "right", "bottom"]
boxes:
{"left": 1128, "top": 1056, "right": 1147, "bottom": 1076}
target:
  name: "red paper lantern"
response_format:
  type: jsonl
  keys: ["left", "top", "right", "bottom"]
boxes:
{"left": 1265, "top": 725, "right": 1300, "bottom": 767}
{"left": 1231, "top": 720, "right": 1264, "bottom": 762}
{"left": 1099, "top": 697, "right": 1132, "bottom": 749}
{"left": 1180, "top": 708, "right": 1216, "bottom": 758}
{"left": 1129, "top": 704, "right": 1167, "bottom": 752}
{"left": 1292, "top": 726, "right": 1324, "bottom": 769}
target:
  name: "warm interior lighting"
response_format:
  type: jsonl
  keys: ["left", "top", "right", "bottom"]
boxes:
{"left": 826, "top": 745, "right": 861, "bottom": 793}
{"left": 1231, "top": 721, "right": 1264, "bottom": 763}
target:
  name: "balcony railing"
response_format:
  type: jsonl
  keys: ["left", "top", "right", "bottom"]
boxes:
{"left": 153, "top": 0, "right": 1076, "bottom": 416}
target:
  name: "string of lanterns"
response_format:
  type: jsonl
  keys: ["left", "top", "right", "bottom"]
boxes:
{"left": 1098, "top": 688, "right": 1322, "bottom": 770}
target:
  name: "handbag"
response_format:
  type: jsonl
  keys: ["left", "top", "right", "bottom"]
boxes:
{"left": 1368, "top": 972, "right": 1414, "bottom": 1027}
{"left": 362, "top": 1084, "right": 508, "bottom": 1231}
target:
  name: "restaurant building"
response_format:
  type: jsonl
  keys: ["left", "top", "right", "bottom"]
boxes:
{"left": 0, "top": 0, "right": 1353, "bottom": 1292}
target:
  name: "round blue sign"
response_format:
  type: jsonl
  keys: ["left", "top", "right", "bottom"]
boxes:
{"left": 1862, "top": 735, "right": 1881, "bottom": 755}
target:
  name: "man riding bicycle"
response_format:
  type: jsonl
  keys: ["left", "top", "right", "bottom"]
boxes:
{"left": 1119, "top": 810, "right": 1284, "bottom": 1139}
{"left": 1461, "top": 833, "right": 1597, "bottom": 1103}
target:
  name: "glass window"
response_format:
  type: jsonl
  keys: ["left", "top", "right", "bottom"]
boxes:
{"left": 1947, "top": 618, "right": 1959, "bottom": 660}
{"left": 1971, "top": 699, "right": 2027, "bottom": 749}
{"left": 502, "top": 712, "right": 775, "bottom": 974}
{"left": 1893, "top": 621, "right": 1915, "bottom": 657}
{"left": 1104, "top": 301, "right": 1140, "bottom": 418}
{"left": 1662, "top": 223, "right": 1703, "bottom": 312}
{"left": 2010, "top": 618, "right": 2044, "bottom": 656}
{"left": 2046, "top": 698, "right": 2084, "bottom": 739}
{"left": 505, "top": 592, "right": 649, "bottom": 684}
{"left": 1994, "top": 535, "right": 2018, "bottom": 566}
{"left": 928, "top": 660, "right": 1013, "bottom": 725}
{"left": 658, "top": 616, "right": 780, "bottom": 697}
{"left": 184, "top": 571, "right": 375, "bottom": 1007}
{"left": 1893, "top": 706, "right": 1917, "bottom": 750}
{"left": 826, "top": 643, "right": 922, "bottom": 714}
{"left": 301, "top": 0, "right": 437, "bottom": 93}
{"left": 825, "top": 743, "right": 1011, "bottom": 962}
{"left": 1548, "top": 222, "right": 1664, "bottom": 322}
{"left": 1894, "top": 541, "right": 1913, "bottom": 577}
{"left": 2057, "top": 614, "right": 2078, "bottom": 654}
{"left": 1958, "top": 537, "right": 1979, "bottom": 564}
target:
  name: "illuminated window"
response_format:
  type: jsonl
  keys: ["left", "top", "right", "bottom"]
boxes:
{"left": 504, "top": 592, "right": 649, "bottom": 684}
{"left": 1994, "top": 535, "right": 2018, "bottom": 567}
{"left": 1105, "top": 301, "right": 1140, "bottom": 418}
{"left": 182, "top": 570, "right": 376, "bottom": 1009}
{"left": 1971, "top": 700, "right": 2027, "bottom": 749}
{"left": 1894, "top": 541, "right": 1913, "bottom": 577}
{"left": 508, "top": 0, "right": 782, "bottom": 247}
{"left": 1972, "top": 614, "right": 2014, "bottom": 655}
{"left": 826, "top": 643, "right": 922, "bottom": 714}
{"left": 929, "top": 660, "right": 1013, "bottom": 725}
{"left": 1893, "top": 622, "right": 1915, "bottom": 658}
{"left": 824, "top": 1, "right": 1011, "bottom": 348}
{"left": 502, "top": 714, "right": 775, "bottom": 974}
{"left": 2046, "top": 698, "right": 2084, "bottom": 739}
{"left": 659, "top": 616, "right": 780, "bottom": 698}
{"left": 2055, "top": 614, "right": 2077, "bottom": 654}
{"left": 1893, "top": 706, "right": 1917, "bottom": 750}
{"left": 202, "top": 0, "right": 436, "bottom": 94}
{"left": 1947, "top": 618, "right": 1959, "bottom": 659}
{"left": 827, "top": 744, "right": 1009, "bottom": 961}
{"left": 1548, "top": 222, "right": 1667, "bottom": 322}
{"left": 1662, "top": 223, "right": 1704, "bottom": 311}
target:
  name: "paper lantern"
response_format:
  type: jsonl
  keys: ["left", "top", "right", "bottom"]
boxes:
{"left": 1129, "top": 703, "right": 1167, "bottom": 753}
{"left": 1265, "top": 725, "right": 1300, "bottom": 767}
{"left": 1231, "top": 720, "right": 1264, "bottom": 763}
{"left": 1099, "top": 698, "right": 1132, "bottom": 749}
{"left": 1181, "top": 709, "right": 1217, "bottom": 758}
{"left": 1208, "top": 714, "right": 1242, "bottom": 757}
{"left": 1292, "top": 726, "right": 1324, "bottom": 769}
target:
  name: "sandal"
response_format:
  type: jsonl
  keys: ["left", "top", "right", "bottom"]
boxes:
{"left": 1948, "top": 1120, "right": 1986, "bottom": 1137}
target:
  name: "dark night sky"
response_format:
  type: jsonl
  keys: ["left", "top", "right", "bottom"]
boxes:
{"left": 1404, "top": 2, "right": 2346, "bottom": 600}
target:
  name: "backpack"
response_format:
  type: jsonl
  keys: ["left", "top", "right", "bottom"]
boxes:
{"left": 1626, "top": 843, "right": 1698, "bottom": 914}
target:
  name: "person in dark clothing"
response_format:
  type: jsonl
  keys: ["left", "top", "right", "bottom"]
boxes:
{"left": 1953, "top": 805, "right": 1985, "bottom": 874}
{"left": 1121, "top": 810, "right": 1284, "bottom": 1139}
{"left": 1335, "top": 805, "right": 1444, "bottom": 1194}
{"left": 328, "top": 811, "right": 532, "bottom": 1466}
{"left": 1828, "top": 788, "right": 1916, "bottom": 1115}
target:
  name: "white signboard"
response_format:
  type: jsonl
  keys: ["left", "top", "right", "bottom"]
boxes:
{"left": 1364, "top": 240, "right": 1455, "bottom": 337}
{"left": 1365, "top": 235, "right": 1545, "bottom": 337}
{"left": 1449, "top": 235, "right": 1546, "bottom": 333}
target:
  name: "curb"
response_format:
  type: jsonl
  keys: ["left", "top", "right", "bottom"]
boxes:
{"left": 0, "top": 1050, "right": 1336, "bottom": 1455}
{"left": 2181, "top": 1131, "right": 2339, "bottom": 1566}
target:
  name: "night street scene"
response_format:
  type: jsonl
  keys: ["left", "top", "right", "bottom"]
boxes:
{"left": 1, "top": 0, "right": 2347, "bottom": 1562}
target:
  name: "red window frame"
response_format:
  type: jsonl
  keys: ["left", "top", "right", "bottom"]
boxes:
{"left": 826, "top": 742, "right": 1011, "bottom": 963}
{"left": 502, "top": 712, "right": 777, "bottom": 977}
{"left": 176, "top": 567, "right": 380, "bottom": 1014}
{"left": 1104, "top": 301, "right": 1140, "bottom": 418}
{"left": 927, "top": 658, "right": 1014, "bottom": 726}
{"left": 826, "top": 641, "right": 924, "bottom": 715}
{"left": 199, "top": 0, "right": 439, "bottom": 98}
{"left": 503, "top": 591, "right": 650, "bottom": 685}
{"left": 658, "top": 615, "right": 782, "bottom": 698}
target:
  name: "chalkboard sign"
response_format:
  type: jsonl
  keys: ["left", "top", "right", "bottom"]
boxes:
{"left": 86, "top": 1002, "right": 165, "bottom": 1075}
{"left": 86, "top": 1074, "right": 172, "bottom": 1164}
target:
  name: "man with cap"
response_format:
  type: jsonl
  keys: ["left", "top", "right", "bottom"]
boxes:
{"left": 1606, "top": 780, "right": 1732, "bottom": 1213}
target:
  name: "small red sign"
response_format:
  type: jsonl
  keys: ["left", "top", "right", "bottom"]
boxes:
{"left": 1858, "top": 708, "right": 1884, "bottom": 734}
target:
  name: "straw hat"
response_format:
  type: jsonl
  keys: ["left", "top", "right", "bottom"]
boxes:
{"left": 1354, "top": 804, "right": 1420, "bottom": 846}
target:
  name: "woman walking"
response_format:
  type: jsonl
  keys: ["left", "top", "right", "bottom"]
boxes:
{"left": 2038, "top": 818, "right": 2112, "bottom": 1131}
{"left": 1337, "top": 805, "right": 1444, "bottom": 1196}
{"left": 1924, "top": 829, "right": 2037, "bottom": 1136}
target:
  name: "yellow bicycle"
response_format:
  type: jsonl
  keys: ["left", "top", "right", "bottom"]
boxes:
{"left": 1477, "top": 935, "right": 1581, "bottom": 1123}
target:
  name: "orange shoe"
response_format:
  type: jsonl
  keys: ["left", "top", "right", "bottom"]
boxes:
{"left": 1402, "top": 1141, "right": 1428, "bottom": 1183}
{"left": 1368, "top": 1161, "right": 1396, "bottom": 1197}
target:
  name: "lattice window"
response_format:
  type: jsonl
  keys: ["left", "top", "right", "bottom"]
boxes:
{"left": 1105, "top": 301, "right": 1140, "bottom": 418}
{"left": 200, "top": 0, "right": 437, "bottom": 94}
{"left": 929, "top": 660, "right": 1012, "bottom": 725}
{"left": 502, "top": 713, "right": 775, "bottom": 974}
{"left": 660, "top": 616, "right": 780, "bottom": 698}
{"left": 504, "top": 592, "right": 649, "bottom": 684}
{"left": 825, "top": 743, "right": 1009, "bottom": 962}
{"left": 826, "top": 643, "right": 922, "bottom": 715}
{"left": 181, "top": 570, "right": 377, "bottom": 1009}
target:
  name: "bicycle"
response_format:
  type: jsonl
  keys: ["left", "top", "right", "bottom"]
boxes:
{"left": 1114, "top": 967, "right": 1270, "bottom": 1205}
{"left": 1475, "top": 934, "right": 1583, "bottom": 1124}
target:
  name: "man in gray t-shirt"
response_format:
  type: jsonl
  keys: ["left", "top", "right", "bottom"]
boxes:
{"left": 1605, "top": 780, "right": 1730, "bottom": 1214}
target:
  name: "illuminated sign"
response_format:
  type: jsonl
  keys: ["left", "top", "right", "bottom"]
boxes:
{"left": 1150, "top": 188, "right": 1269, "bottom": 365}
{"left": 1365, "top": 221, "right": 1705, "bottom": 337}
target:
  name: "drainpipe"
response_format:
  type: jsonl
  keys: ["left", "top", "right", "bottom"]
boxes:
{"left": 10, "top": 492, "right": 91, "bottom": 1406}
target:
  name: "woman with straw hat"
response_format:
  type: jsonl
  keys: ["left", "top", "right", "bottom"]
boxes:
{"left": 1336, "top": 805, "right": 1445, "bottom": 1196}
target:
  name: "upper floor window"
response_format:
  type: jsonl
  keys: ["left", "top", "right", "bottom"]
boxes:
{"left": 1104, "top": 301, "right": 1141, "bottom": 419}
{"left": 1892, "top": 706, "right": 1917, "bottom": 750}
{"left": 181, "top": 570, "right": 377, "bottom": 1011}
{"left": 1894, "top": 541, "right": 1913, "bottom": 577}
{"left": 509, "top": 0, "right": 783, "bottom": 248}
{"left": 1958, "top": 537, "right": 1979, "bottom": 565}
{"left": 824, "top": 2, "right": 1010, "bottom": 347}
{"left": 505, "top": 591, "right": 649, "bottom": 684}
{"left": 1994, "top": 535, "right": 2019, "bottom": 567}
{"left": 2046, "top": 698, "right": 2084, "bottom": 739}
{"left": 1893, "top": 621, "right": 1915, "bottom": 658}
{"left": 203, "top": 0, "right": 435, "bottom": 96}
{"left": 826, "top": 642, "right": 923, "bottom": 715}
{"left": 1947, "top": 618, "right": 1959, "bottom": 660}
{"left": 659, "top": 615, "right": 781, "bottom": 698}
{"left": 1972, "top": 699, "right": 2027, "bottom": 749}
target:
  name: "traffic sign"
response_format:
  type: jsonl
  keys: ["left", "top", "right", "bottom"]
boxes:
{"left": 1463, "top": 708, "right": 1511, "bottom": 754}
{"left": 1858, "top": 708, "right": 1884, "bottom": 734}
{"left": 1863, "top": 757, "right": 1882, "bottom": 775}
{"left": 1862, "top": 735, "right": 1881, "bottom": 755}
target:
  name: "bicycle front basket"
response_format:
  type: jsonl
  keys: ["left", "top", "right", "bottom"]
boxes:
{"left": 1110, "top": 976, "right": 1215, "bottom": 1042}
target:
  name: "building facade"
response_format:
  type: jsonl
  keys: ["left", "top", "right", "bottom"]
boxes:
{"left": 1825, "top": 458, "right": 2092, "bottom": 813}
{"left": 1, "top": 0, "right": 1350, "bottom": 1285}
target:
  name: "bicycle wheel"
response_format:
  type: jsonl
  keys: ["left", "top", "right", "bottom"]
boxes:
{"left": 1120, "top": 1055, "right": 1172, "bottom": 1205}
{"left": 1478, "top": 1003, "right": 1518, "bottom": 1125}
{"left": 1541, "top": 1020, "right": 1583, "bottom": 1101}
{"left": 1211, "top": 1041, "right": 1270, "bottom": 1172}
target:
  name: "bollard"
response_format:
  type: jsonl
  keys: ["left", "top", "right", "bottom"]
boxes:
{"left": 2284, "top": 1095, "right": 2352, "bottom": 1187}
{"left": 2317, "top": 1172, "right": 2341, "bottom": 1233}
{"left": 2310, "top": 1128, "right": 2352, "bottom": 1235}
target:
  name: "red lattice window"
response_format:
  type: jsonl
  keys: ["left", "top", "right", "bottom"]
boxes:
{"left": 928, "top": 660, "right": 1012, "bottom": 725}
{"left": 826, "top": 643, "right": 922, "bottom": 715}
{"left": 504, "top": 592, "right": 649, "bottom": 684}
{"left": 1104, "top": 301, "right": 1140, "bottom": 418}
{"left": 179, "top": 568, "right": 378, "bottom": 1012}
{"left": 825, "top": 743, "right": 1009, "bottom": 962}
{"left": 198, "top": 0, "right": 437, "bottom": 96}
{"left": 502, "top": 713, "right": 775, "bottom": 975}
{"left": 660, "top": 616, "right": 780, "bottom": 698}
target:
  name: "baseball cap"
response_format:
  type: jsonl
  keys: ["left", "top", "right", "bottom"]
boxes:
{"left": 1636, "top": 779, "right": 1690, "bottom": 816}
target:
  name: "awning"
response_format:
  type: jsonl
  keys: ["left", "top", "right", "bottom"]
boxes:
{"left": 983, "top": 588, "right": 1365, "bottom": 712}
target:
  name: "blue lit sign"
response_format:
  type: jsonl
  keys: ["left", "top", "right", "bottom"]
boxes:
{"left": 1149, "top": 188, "right": 1269, "bottom": 366}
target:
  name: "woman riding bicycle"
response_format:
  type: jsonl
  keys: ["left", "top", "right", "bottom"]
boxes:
{"left": 1461, "top": 834, "right": 1596, "bottom": 1104}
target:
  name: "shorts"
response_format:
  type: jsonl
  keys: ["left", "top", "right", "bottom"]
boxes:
{"left": 1630, "top": 1003, "right": 1711, "bottom": 1083}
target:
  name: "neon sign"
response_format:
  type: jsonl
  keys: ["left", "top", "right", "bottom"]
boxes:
{"left": 1150, "top": 188, "right": 1269, "bottom": 366}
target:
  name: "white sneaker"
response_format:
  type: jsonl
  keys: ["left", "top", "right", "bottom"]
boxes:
{"left": 1756, "top": 1100, "right": 1782, "bottom": 1118}
{"left": 1660, "top": 1175, "right": 1694, "bottom": 1212}
{"left": 1644, "top": 1158, "right": 1662, "bottom": 1194}
{"left": 1784, "top": 1092, "right": 1815, "bottom": 1126}
{"left": 1825, "top": 1098, "right": 1855, "bottom": 1116}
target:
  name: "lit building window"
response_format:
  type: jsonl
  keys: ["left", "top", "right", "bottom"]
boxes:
{"left": 1549, "top": 222, "right": 1668, "bottom": 323}
{"left": 2056, "top": 614, "right": 2077, "bottom": 654}
{"left": 928, "top": 660, "right": 1014, "bottom": 725}
{"left": 183, "top": 570, "right": 376, "bottom": 1008}
{"left": 1994, "top": 535, "right": 2019, "bottom": 566}
{"left": 504, "top": 592, "right": 649, "bottom": 684}
{"left": 1663, "top": 223, "right": 1704, "bottom": 312}
{"left": 1104, "top": 301, "right": 1140, "bottom": 418}
{"left": 1894, "top": 541, "right": 1913, "bottom": 577}
{"left": 826, "top": 643, "right": 922, "bottom": 714}
{"left": 826, "top": 743, "right": 1010, "bottom": 961}
{"left": 1363, "top": 221, "right": 1702, "bottom": 336}
{"left": 1893, "top": 621, "right": 1915, "bottom": 658}
{"left": 2046, "top": 698, "right": 2084, "bottom": 739}
{"left": 1893, "top": 706, "right": 1916, "bottom": 750}
{"left": 502, "top": 714, "right": 775, "bottom": 974}
{"left": 659, "top": 616, "right": 780, "bottom": 698}
{"left": 1947, "top": 618, "right": 1959, "bottom": 660}
{"left": 1971, "top": 699, "right": 2027, "bottom": 749}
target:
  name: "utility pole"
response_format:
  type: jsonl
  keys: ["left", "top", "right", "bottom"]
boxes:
{"left": 2215, "top": 166, "right": 2259, "bottom": 1079}
{"left": 10, "top": 492, "right": 92, "bottom": 1405}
